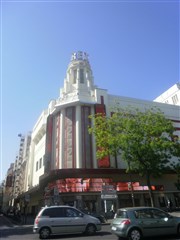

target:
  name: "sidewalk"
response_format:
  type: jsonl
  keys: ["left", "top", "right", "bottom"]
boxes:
{"left": 170, "top": 211, "right": 180, "bottom": 217}
{"left": 8, "top": 210, "right": 180, "bottom": 227}
{"left": 7, "top": 214, "right": 34, "bottom": 226}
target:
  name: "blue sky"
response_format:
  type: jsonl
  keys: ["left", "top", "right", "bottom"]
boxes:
{"left": 0, "top": 0, "right": 179, "bottom": 181}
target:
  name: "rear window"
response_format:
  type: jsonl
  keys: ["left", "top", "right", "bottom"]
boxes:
{"left": 116, "top": 210, "right": 128, "bottom": 218}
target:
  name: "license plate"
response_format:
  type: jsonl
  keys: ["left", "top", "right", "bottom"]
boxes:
{"left": 112, "top": 226, "right": 117, "bottom": 231}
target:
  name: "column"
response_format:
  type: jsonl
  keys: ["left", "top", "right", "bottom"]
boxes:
{"left": 76, "top": 105, "right": 82, "bottom": 168}
{"left": 60, "top": 109, "right": 65, "bottom": 168}
{"left": 91, "top": 106, "right": 97, "bottom": 168}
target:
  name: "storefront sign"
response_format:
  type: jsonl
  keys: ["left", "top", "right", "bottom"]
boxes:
{"left": 101, "top": 185, "right": 118, "bottom": 200}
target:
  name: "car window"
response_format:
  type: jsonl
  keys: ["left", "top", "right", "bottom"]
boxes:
{"left": 65, "top": 208, "right": 79, "bottom": 217}
{"left": 42, "top": 208, "right": 65, "bottom": 218}
{"left": 152, "top": 209, "right": 168, "bottom": 219}
{"left": 116, "top": 210, "right": 128, "bottom": 218}
{"left": 135, "top": 210, "right": 153, "bottom": 219}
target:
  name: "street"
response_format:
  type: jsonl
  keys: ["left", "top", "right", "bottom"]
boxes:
{"left": 1, "top": 215, "right": 180, "bottom": 240}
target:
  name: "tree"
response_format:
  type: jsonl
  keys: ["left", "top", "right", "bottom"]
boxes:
{"left": 170, "top": 136, "right": 180, "bottom": 190}
{"left": 170, "top": 162, "right": 180, "bottom": 190}
{"left": 89, "top": 105, "right": 177, "bottom": 207}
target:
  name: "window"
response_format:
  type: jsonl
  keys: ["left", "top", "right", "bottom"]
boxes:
{"left": 135, "top": 210, "right": 152, "bottom": 219}
{"left": 39, "top": 158, "right": 42, "bottom": 169}
{"left": 152, "top": 209, "right": 168, "bottom": 219}
{"left": 116, "top": 210, "right": 128, "bottom": 218}
{"left": 73, "top": 69, "right": 77, "bottom": 84}
{"left": 80, "top": 69, "right": 84, "bottom": 83}
{"left": 172, "top": 94, "right": 179, "bottom": 104}
{"left": 65, "top": 208, "right": 79, "bottom": 217}
{"left": 42, "top": 208, "right": 65, "bottom": 218}
{"left": 100, "top": 96, "right": 104, "bottom": 104}
{"left": 36, "top": 161, "right": 38, "bottom": 171}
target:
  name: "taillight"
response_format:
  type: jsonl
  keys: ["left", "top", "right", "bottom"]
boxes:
{"left": 35, "top": 216, "right": 40, "bottom": 224}
{"left": 121, "top": 219, "right": 131, "bottom": 225}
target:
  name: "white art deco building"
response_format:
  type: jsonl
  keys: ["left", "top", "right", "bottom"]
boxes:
{"left": 154, "top": 83, "right": 180, "bottom": 106}
{"left": 17, "top": 52, "right": 180, "bottom": 215}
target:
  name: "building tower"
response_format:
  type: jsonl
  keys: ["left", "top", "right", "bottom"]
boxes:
{"left": 44, "top": 51, "right": 102, "bottom": 174}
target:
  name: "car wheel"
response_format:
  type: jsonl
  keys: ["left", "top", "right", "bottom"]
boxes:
{"left": 85, "top": 224, "right": 96, "bottom": 235}
{"left": 39, "top": 227, "right": 51, "bottom": 239}
{"left": 128, "top": 228, "right": 142, "bottom": 240}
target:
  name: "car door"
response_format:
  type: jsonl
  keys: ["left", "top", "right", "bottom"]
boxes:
{"left": 135, "top": 209, "right": 162, "bottom": 237}
{"left": 62, "top": 207, "right": 86, "bottom": 234}
{"left": 46, "top": 207, "right": 66, "bottom": 234}
{"left": 151, "top": 209, "right": 176, "bottom": 235}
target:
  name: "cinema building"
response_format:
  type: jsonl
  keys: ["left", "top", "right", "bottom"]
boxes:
{"left": 25, "top": 51, "right": 180, "bottom": 216}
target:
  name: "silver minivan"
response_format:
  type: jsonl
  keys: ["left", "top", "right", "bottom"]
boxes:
{"left": 33, "top": 205, "right": 102, "bottom": 239}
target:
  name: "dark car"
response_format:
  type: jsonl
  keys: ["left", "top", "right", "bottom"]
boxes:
{"left": 79, "top": 209, "right": 107, "bottom": 223}
{"left": 91, "top": 212, "right": 107, "bottom": 223}
{"left": 111, "top": 206, "right": 180, "bottom": 240}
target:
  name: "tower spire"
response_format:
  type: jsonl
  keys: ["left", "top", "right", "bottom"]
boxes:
{"left": 59, "top": 51, "right": 95, "bottom": 103}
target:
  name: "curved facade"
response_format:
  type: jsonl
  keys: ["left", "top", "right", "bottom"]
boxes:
{"left": 25, "top": 51, "right": 180, "bottom": 216}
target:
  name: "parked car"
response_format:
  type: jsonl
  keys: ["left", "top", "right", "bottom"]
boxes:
{"left": 111, "top": 206, "right": 180, "bottom": 240}
{"left": 91, "top": 212, "right": 107, "bottom": 223}
{"left": 79, "top": 209, "right": 107, "bottom": 223}
{"left": 33, "top": 205, "right": 101, "bottom": 239}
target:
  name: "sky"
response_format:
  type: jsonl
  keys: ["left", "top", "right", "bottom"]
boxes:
{"left": 0, "top": 0, "right": 179, "bottom": 181}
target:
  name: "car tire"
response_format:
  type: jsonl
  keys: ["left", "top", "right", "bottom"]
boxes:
{"left": 39, "top": 227, "right": 51, "bottom": 239}
{"left": 128, "top": 228, "right": 142, "bottom": 240}
{"left": 85, "top": 224, "right": 96, "bottom": 235}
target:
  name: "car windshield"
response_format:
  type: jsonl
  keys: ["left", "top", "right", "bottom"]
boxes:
{"left": 116, "top": 210, "right": 128, "bottom": 218}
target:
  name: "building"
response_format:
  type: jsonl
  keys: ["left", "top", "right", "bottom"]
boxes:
{"left": 154, "top": 83, "right": 180, "bottom": 106}
{"left": 2, "top": 163, "right": 14, "bottom": 212}
{"left": 7, "top": 52, "right": 180, "bottom": 216}
{"left": 6, "top": 133, "right": 32, "bottom": 213}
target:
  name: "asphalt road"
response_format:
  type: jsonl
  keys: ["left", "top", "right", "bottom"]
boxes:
{"left": 1, "top": 214, "right": 180, "bottom": 240}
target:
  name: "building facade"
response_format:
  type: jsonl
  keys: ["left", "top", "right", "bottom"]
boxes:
{"left": 154, "top": 83, "right": 180, "bottom": 106}
{"left": 5, "top": 52, "right": 180, "bottom": 217}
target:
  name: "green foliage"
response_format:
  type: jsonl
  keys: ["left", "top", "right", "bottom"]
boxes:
{"left": 89, "top": 105, "right": 178, "bottom": 184}
{"left": 89, "top": 105, "right": 180, "bottom": 206}
{"left": 166, "top": 129, "right": 180, "bottom": 190}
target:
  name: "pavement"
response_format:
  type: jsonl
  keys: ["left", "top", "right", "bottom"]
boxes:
{"left": 5, "top": 214, "right": 34, "bottom": 227}
{"left": 170, "top": 211, "right": 180, "bottom": 217}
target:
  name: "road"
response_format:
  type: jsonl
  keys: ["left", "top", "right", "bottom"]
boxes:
{"left": 1, "top": 214, "right": 180, "bottom": 240}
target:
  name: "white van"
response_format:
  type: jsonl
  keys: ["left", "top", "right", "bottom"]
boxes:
{"left": 33, "top": 205, "right": 101, "bottom": 239}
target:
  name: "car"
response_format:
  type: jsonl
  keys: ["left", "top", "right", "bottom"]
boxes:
{"left": 110, "top": 206, "right": 180, "bottom": 240}
{"left": 91, "top": 212, "right": 107, "bottom": 223}
{"left": 79, "top": 209, "right": 107, "bottom": 223}
{"left": 33, "top": 205, "right": 101, "bottom": 239}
